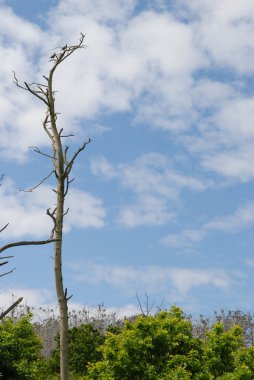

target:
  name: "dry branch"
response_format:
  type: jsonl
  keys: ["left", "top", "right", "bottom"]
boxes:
{"left": 0, "top": 297, "right": 23, "bottom": 320}
{"left": 0, "top": 238, "right": 58, "bottom": 254}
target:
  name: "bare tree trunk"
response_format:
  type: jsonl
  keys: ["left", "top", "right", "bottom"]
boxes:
{"left": 47, "top": 57, "right": 70, "bottom": 379}
{"left": 14, "top": 34, "right": 88, "bottom": 380}
{"left": 54, "top": 188, "right": 69, "bottom": 378}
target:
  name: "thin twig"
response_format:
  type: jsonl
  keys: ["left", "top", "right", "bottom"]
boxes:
{"left": 19, "top": 170, "right": 55, "bottom": 192}
{"left": 28, "top": 146, "right": 58, "bottom": 160}
{"left": 136, "top": 293, "right": 145, "bottom": 316}
{"left": 0, "top": 256, "right": 13, "bottom": 260}
{"left": 0, "top": 223, "right": 9, "bottom": 234}
{"left": 0, "top": 268, "right": 15, "bottom": 278}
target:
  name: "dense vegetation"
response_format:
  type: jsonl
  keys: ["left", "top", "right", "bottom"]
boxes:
{"left": 1, "top": 306, "right": 254, "bottom": 379}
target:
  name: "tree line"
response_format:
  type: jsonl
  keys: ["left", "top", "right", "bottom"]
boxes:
{"left": 1, "top": 304, "right": 254, "bottom": 379}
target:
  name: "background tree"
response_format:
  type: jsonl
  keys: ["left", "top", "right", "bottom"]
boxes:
{"left": 193, "top": 309, "right": 254, "bottom": 348}
{"left": 14, "top": 34, "right": 89, "bottom": 380}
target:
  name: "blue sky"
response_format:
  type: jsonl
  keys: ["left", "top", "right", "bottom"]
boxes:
{"left": 0, "top": 0, "right": 254, "bottom": 317}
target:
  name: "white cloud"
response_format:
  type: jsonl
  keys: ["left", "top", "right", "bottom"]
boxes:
{"left": 66, "top": 188, "right": 106, "bottom": 229}
{"left": 205, "top": 202, "right": 254, "bottom": 232}
{"left": 169, "top": 268, "right": 229, "bottom": 294}
{"left": 161, "top": 228, "right": 205, "bottom": 248}
{"left": 0, "top": 5, "right": 42, "bottom": 47}
{"left": 0, "top": 287, "right": 53, "bottom": 311}
{"left": 118, "top": 194, "right": 175, "bottom": 228}
{"left": 0, "top": 285, "right": 139, "bottom": 319}
{"left": 191, "top": 79, "right": 236, "bottom": 111}
{"left": 0, "top": 179, "right": 52, "bottom": 239}
{"left": 0, "top": 0, "right": 253, "bottom": 185}
{"left": 185, "top": 96, "right": 254, "bottom": 181}
{"left": 0, "top": 178, "right": 106, "bottom": 240}
{"left": 0, "top": 0, "right": 207, "bottom": 159}
{"left": 68, "top": 261, "right": 230, "bottom": 296}
{"left": 162, "top": 201, "right": 254, "bottom": 248}
{"left": 180, "top": 0, "right": 254, "bottom": 74}
{"left": 91, "top": 156, "right": 117, "bottom": 180}
{"left": 91, "top": 153, "right": 210, "bottom": 227}
{"left": 54, "top": 0, "right": 137, "bottom": 23}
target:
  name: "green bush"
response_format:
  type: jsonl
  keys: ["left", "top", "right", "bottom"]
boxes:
{"left": 0, "top": 314, "right": 43, "bottom": 379}
{"left": 87, "top": 306, "right": 203, "bottom": 379}
{"left": 203, "top": 322, "right": 243, "bottom": 377}
{"left": 50, "top": 323, "right": 104, "bottom": 376}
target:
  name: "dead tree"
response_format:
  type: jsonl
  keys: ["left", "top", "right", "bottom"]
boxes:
{"left": 14, "top": 34, "right": 89, "bottom": 380}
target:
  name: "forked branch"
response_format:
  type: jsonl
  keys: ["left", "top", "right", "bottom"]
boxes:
{"left": 64, "top": 138, "right": 91, "bottom": 178}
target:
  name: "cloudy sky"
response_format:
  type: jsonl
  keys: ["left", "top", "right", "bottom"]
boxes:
{"left": 0, "top": 0, "right": 254, "bottom": 317}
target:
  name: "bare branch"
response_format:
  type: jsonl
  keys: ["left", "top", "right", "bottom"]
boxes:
{"left": 64, "top": 287, "right": 73, "bottom": 301}
{"left": 24, "top": 81, "right": 49, "bottom": 105}
{"left": 63, "top": 208, "right": 69, "bottom": 217}
{"left": 19, "top": 170, "right": 55, "bottom": 192}
{"left": 28, "top": 146, "right": 58, "bottom": 160}
{"left": 46, "top": 207, "right": 57, "bottom": 224}
{"left": 49, "top": 227, "right": 55, "bottom": 240}
{"left": 13, "top": 72, "right": 49, "bottom": 106}
{"left": 0, "top": 223, "right": 9, "bottom": 233}
{"left": 0, "top": 260, "right": 9, "bottom": 267}
{"left": 136, "top": 293, "right": 145, "bottom": 316}
{"left": 50, "top": 33, "right": 87, "bottom": 67}
{"left": 0, "top": 297, "right": 23, "bottom": 320}
{"left": 64, "top": 177, "right": 75, "bottom": 197}
{"left": 0, "top": 256, "right": 13, "bottom": 260}
{"left": 64, "top": 138, "right": 91, "bottom": 178}
{"left": 64, "top": 145, "right": 70, "bottom": 164}
{"left": 42, "top": 113, "right": 53, "bottom": 141}
{"left": 0, "top": 268, "right": 15, "bottom": 278}
{"left": 60, "top": 133, "right": 74, "bottom": 138}
{"left": 145, "top": 293, "right": 155, "bottom": 316}
{"left": 0, "top": 239, "right": 58, "bottom": 254}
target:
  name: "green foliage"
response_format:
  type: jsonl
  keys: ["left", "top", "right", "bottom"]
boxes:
{"left": 0, "top": 313, "right": 43, "bottom": 379}
{"left": 158, "top": 366, "right": 192, "bottom": 379}
{"left": 50, "top": 323, "right": 104, "bottom": 376}
{"left": 1, "top": 305, "right": 251, "bottom": 380}
{"left": 217, "top": 346, "right": 254, "bottom": 380}
{"left": 203, "top": 322, "right": 243, "bottom": 378}
{"left": 87, "top": 306, "right": 203, "bottom": 379}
